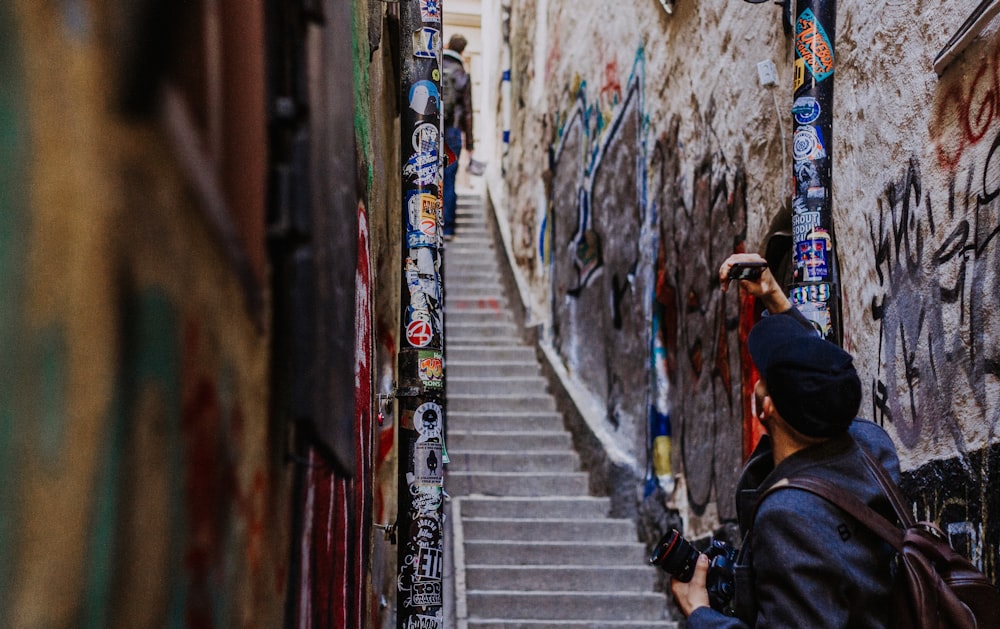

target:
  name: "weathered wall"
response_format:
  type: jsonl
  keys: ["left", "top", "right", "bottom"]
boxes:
{"left": 1, "top": 1, "right": 404, "bottom": 627}
{"left": 1, "top": 2, "right": 289, "bottom": 626}
{"left": 487, "top": 0, "right": 1000, "bottom": 582}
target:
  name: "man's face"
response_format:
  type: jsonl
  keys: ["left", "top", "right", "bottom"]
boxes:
{"left": 753, "top": 379, "right": 772, "bottom": 432}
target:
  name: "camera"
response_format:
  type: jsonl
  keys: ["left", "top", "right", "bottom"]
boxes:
{"left": 649, "top": 529, "right": 738, "bottom": 615}
{"left": 727, "top": 261, "right": 767, "bottom": 281}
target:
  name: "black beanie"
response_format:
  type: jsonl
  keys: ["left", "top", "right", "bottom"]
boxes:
{"left": 748, "top": 312, "right": 861, "bottom": 437}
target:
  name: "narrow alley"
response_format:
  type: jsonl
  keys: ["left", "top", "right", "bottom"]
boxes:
{"left": 443, "top": 192, "right": 676, "bottom": 627}
{"left": 3, "top": 1, "right": 1000, "bottom": 628}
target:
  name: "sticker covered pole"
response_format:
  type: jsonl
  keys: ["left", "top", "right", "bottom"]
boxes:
{"left": 789, "top": 0, "right": 842, "bottom": 345}
{"left": 397, "top": 0, "right": 446, "bottom": 627}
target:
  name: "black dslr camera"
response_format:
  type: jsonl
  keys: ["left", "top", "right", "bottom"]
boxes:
{"left": 649, "top": 529, "right": 738, "bottom": 615}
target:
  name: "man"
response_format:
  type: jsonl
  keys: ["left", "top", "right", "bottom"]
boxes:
{"left": 671, "top": 252, "right": 901, "bottom": 628}
{"left": 441, "top": 33, "right": 473, "bottom": 240}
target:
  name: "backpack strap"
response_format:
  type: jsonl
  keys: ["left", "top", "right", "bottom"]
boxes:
{"left": 760, "top": 476, "right": 905, "bottom": 552}
{"left": 852, "top": 437, "right": 916, "bottom": 528}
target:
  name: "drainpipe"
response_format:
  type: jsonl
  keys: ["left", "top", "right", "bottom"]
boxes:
{"left": 788, "top": 0, "right": 842, "bottom": 345}
{"left": 397, "top": 1, "right": 447, "bottom": 626}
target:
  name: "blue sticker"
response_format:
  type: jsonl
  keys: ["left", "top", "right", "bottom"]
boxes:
{"left": 413, "top": 27, "right": 440, "bottom": 59}
{"left": 419, "top": 0, "right": 441, "bottom": 22}
{"left": 409, "top": 81, "right": 440, "bottom": 116}
{"left": 792, "top": 96, "right": 821, "bottom": 125}
{"left": 405, "top": 149, "right": 439, "bottom": 187}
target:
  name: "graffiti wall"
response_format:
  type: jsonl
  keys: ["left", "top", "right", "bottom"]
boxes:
{"left": 490, "top": 0, "right": 1000, "bottom": 578}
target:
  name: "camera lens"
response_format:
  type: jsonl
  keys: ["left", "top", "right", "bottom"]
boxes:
{"left": 648, "top": 529, "right": 700, "bottom": 582}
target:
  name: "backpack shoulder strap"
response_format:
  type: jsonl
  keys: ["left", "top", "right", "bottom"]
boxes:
{"left": 852, "top": 437, "right": 916, "bottom": 528}
{"left": 760, "top": 476, "right": 905, "bottom": 552}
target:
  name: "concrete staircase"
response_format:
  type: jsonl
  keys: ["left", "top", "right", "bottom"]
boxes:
{"left": 443, "top": 192, "right": 676, "bottom": 629}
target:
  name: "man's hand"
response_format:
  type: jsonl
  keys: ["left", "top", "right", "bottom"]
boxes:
{"left": 718, "top": 253, "right": 791, "bottom": 315}
{"left": 670, "top": 554, "right": 711, "bottom": 617}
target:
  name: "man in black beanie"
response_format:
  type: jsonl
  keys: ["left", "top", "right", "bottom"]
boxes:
{"left": 671, "top": 253, "right": 901, "bottom": 629}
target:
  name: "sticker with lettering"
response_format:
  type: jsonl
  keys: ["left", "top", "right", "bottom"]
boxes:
{"left": 413, "top": 402, "right": 443, "bottom": 441}
{"left": 413, "top": 441, "right": 443, "bottom": 485}
{"left": 418, "top": 351, "right": 444, "bottom": 389}
{"left": 405, "top": 149, "right": 439, "bottom": 187}
{"left": 413, "top": 27, "right": 440, "bottom": 59}
{"left": 795, "top": 8, "right": 835, "bottom": 82}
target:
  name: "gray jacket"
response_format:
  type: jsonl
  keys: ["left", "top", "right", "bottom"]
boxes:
{"left": 687, "top": 419, "right": 901, "bottom": 629}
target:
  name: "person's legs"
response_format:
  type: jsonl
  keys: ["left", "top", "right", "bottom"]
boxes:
{"left": 443, "top": 127, "right": 463, "bottom": 237}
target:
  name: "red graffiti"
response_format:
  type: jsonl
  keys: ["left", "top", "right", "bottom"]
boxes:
{"left": 294, "top": 202, "right": 376, "bottom": 629}
{"left": 600, "top": 59, "right": 622, "bottom": 106}
{"left": 934, "top": 44, "right": 1000, "bottom": 171}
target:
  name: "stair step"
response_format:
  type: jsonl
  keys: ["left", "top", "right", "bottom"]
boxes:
{"left": 449, "top": 430, "right": 570, "bottom": 450}
{"left": 447, "top": 347, "right": 537, "bottom": 362}
{"left": 446, "top": 471, "right": 589, "bottom": 496}
{"left": 462, "top": 517, "right": 637, "bottom": 542}
{"left": 445, "top": 297, "right": 509, "bottom": 312}
{"left": 464, "top": 591, "right": 668, "bottom": 621}
{"left": 448, "top": 394, "right": 556, "bottom": 413}
{"left": 445, "top": 310, "right": 513, "bottom": 324}
{"left": 447, "top": 362, "right": 540, "bottom": 378}
{"left": 465, "top": 565, "right": 658, "bottom": 592}
{"left": 449, "top": 377, "right": 548, "bottom": 395}
{"left": 447, "top": 411, "right": 562, "bottom": 431}
{"left": 446, "top": 450, "right": 579, "bottom": 473}
{"left": 463, "top": 540, "right": 650, "bottom": 566}
{"left": 447, "top": 321, "right": 520, "bottom": 336}
{"left": 458, "top": 496, "right": 610, "bottom": 519}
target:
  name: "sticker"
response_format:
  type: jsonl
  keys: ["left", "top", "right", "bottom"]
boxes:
{"left": 796, "top": 228, "right": 832, "bottom": 281}
{"left": 409, "top": 80, "right": 440, "bottom": 116}
{"left": 792, "top": 210, "right": 822, "bottom": 244}
{"left": 791, "top": 289, "right": 833, "bottom": 339}
{"left": 412, "top": 581, "right": 442, "bottom": 607}
{"left": 795, "top": 8, "right": 835, "bottom": 82}
{"left": 412, "top": 27, "right": 440, "bottom": 59}
{"left": 407, "top": 190, "right": 439, "bottom": 236}
{"left": 419, "top": 0, "right": 441, "bottom": 23}
{"left": 402, "top": 612, "right": 443, "bottom": 629}
{"left": 794, "top": 159, "right": 822, "bottom": 193}
{"left": 791, "top": 283, "right": 832, "bottom": 304}
{"left": 413, "top": 402, "right": 443, "bottom": 441}
{"left": 418, "top": 351, "right": 444, "bottom": 389}
{"left": 415, "top": 544, "right": 443, "bottom": 580}
{"left": 431, "top": 67, "right": 440, "bottom": 82}
{"left": 794, "top": 58, "right": 806, "bottom": 93}
{"left": 407, "top": 319, "right": 434, "bottom": 347}
{"left": 405, "top": 250, "right": 441, "bottom": 345}
{"left": 793, "top": 125, "right": 827, "bottom": 162}
{"left": 792, "top": 96, "right": 821, "bottom": 125}
{"left": 407, "top": 481, "right": 442, "bottom": 515}
{"left": 405, "top": 149, "right": 439, "bottom": 187}
{"left": 412, "top": 122, "right": 440, "bottom": 153}
{"left": 413, "top": 441, "right": 443, "bottom": 485}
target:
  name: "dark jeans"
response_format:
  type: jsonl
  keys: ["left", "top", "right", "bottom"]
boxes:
{"left": 443, "top": 127, "right": 462, "bottom": 236}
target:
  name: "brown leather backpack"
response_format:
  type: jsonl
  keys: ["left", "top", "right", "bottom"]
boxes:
{"left": 766, "top": 443, "right": 1000, "bottom": 628}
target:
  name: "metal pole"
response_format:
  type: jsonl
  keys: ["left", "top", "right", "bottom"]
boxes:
{"left": 397, "top": 1, "right": 446, "bottom": 627}
{"left": 789, "top": 0, "right": 842, "bottom": 345}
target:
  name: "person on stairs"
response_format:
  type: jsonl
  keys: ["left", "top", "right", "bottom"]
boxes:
{"left": 671, "top": 252, "right": 901, "bottom": 629}
{"left": 441, "top": 33, "right": 474, "bottom": 241}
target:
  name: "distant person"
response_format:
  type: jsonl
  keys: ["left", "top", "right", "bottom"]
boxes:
{"left": 442, "top": 33, "right": 473, "bottom": 240}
